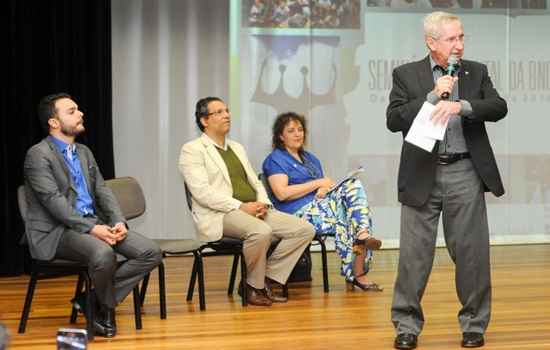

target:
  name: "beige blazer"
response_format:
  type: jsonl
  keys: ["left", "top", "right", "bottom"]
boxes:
{"left": 178, "top": 134, "right": 271, "bottom": 242}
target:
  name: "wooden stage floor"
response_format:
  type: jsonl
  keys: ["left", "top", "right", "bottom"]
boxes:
{"left": 1, "top": 244, "right": 549, "bottom": 349}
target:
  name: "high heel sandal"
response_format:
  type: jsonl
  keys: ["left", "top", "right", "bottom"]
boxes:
{"left": 346, "top": 274, "right": 383, "bottom": 292}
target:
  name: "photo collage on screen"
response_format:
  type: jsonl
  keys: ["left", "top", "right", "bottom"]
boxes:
{"left": 365, "top": 0, "right": 546, "bottom": 10}
{"left": 243, "top": 0, "right": 362, "bottom": 29}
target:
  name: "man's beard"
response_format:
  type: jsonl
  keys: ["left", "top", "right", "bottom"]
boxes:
{"left": 60, "top": 123, "right": 84, "bottom": 137}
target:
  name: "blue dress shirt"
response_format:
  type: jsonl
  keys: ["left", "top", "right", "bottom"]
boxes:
{"left": 262, "top": 148, "right": 324, "bottom": 214}
{"left": 49, "top": 136, "right": 95, "bottom": 216}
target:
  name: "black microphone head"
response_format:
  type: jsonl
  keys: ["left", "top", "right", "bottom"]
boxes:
{"left": 447, "top": 55, "right": 460, "bottom": 76}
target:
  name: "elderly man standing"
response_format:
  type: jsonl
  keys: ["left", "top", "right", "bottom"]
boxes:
{"left": 178, "top": 96, "right": 315, "bottom": 307}
{"left": 386, "top": 12, "right": 507, "bottom": 349}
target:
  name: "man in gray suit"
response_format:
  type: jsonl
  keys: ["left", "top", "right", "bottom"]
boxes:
{"left": 23, "top": 93, "right": 162, "bottom": 337}
{"left": 386, "top": 12, "right": 507, "bottom": 349}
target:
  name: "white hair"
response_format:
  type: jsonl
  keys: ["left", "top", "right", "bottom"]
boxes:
{"left": 423, "top": 11, "right": 461, "bottom": 39}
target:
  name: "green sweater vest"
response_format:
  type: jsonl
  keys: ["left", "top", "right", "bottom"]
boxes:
{"left": 216, "top": 146, "right": 257, "bottom": 202}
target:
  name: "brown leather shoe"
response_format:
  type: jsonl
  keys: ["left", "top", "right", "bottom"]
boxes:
{"left": 243, "top": 285, "right": 272, "bottom": 306}
{"left": 365, "top": 236, "right": 382, "bottom": 250}
{"left": 264, "top": 278, "right": 288, "bottom": 303}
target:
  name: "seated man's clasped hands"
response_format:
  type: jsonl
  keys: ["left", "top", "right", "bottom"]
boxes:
{"left": 90, "top": 223, "right": 128, "bottom": 246}
{"left": 239, "top": 201, "right": 269, "bottom": 219}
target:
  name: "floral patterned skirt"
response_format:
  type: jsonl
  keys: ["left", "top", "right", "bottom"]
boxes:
{"left": 294, "top": 178, "right": 374, "bottom": 282}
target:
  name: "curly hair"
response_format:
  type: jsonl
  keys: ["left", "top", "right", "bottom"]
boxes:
{"left": 271, "top": 112, "right": 307, "bottom": 152}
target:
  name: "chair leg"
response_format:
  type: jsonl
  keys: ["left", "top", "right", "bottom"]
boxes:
{"left": 158, "top": 262, "right": 167, "bottom": 319}
{"left": 186, "top": 254, "right": 198, "bottom": 302}
{"left": 196, "top": 252, "right": 206, "bottom": 311}
{"left": 140, "top": 273, "right": 150, "bottom": 307}
{"left": 239, "top": 253, "right": 247, "bottom": 307}
{"left": 282, "top": 283, "right": 289, "bottom": 298}
{"left": 18, "top": 270, "right": 38, "bottom": 334}
{"left": 228, "top": 253, "right": 240, "bottom": 295}
{"left": 70, "top": 274, "right": 85, "bottom": 323}
{"left": 318, "top": 237, "right": 330, "bottom": 293}
{"left": 133, "top": 286, "right": 142, "bottom": 330}
{"left": 84, "top": 274, "right": 95, "bottom": 341}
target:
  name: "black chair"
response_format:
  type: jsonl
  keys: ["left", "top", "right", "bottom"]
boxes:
{"left": 312, "top": 231, "right": 331, "bottom": 293}
{"left": 184, "top": 182, "right": 291, "bottom": 306}
{"left": 105, "top": 177, "right": 166, "bottom": 318}
{"left": 17, "top": 185, "right": 95, "bottom": 339}
{"left": 70, "top": 254, "right": 144, "bottom": 331}
{"left": 140, "top": 239, "right": 204, "bottom": 312}
{"left": 17, "top": 185, "right": 143, "bottom": 340}
{"left": 259, "top": 173, "right": 331, "bottom": 293}
{"left": 184, "top": 183, "right": 250, "bottom": 307}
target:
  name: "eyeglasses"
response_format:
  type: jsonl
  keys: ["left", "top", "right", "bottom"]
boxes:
{"left": 206, "top": 108, "right": 230, "bottom": 116}
{"left": 437, "top": 34, "right": 465, "bottom": 45}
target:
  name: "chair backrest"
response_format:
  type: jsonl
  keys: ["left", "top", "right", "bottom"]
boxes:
{"left": 184, "top": 183, "right": 193, "bottom": 211}
{"left": 258, "top": 173, "right": 275, "bottom": 202}
{"left": 105, "top": 177, "right": 146, "bottom": 220}
{"left": 17, "top": 185, "right": 28, "bottom": 223}
{"left": 17, "top": 185, "right": 31, "bottom": 245}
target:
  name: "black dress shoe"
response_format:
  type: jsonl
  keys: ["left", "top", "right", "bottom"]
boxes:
{"left": 94, "top": 308, "right": 116, "bottom": 338}
{"left": 394, "top": 333, "right": 418, "bottom": 350}
{"left": 462, "top": 332, "right": 484, "bottom": 348}
{"left": 104, "top": 308, "right": 116, "bottom": 330}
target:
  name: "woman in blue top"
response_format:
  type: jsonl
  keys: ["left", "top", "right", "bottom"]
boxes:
{"left": 262, "top": 112, "right": 383, "bottom": 291}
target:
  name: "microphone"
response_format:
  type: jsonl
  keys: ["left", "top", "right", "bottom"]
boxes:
{"left": 441, "top": 54, "right": 460, "bottom": 100}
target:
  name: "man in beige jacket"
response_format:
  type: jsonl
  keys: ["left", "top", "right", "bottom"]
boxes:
{"left": 179, "top": 96, "right": 315, "bottom": 306}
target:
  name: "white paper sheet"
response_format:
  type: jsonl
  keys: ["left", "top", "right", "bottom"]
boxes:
{"left": 404, "top": 102, "right": 448, "bottom": 152}
{"left": 328, "top": 166, "right": 365, "bottom": 192}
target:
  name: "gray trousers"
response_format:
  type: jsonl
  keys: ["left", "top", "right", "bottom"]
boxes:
{"left": 55, "top": 230, "right": 162, "bottom": 309}
{"left": 392, "top": 159, "right": 492, "bottom": 335}
{"left": 223, "top": 209, "right": 315, "bottom": 289}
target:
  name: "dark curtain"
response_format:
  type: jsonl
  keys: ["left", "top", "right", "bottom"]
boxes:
{"left": 1, "top": 0, "right": 113, "bottom": 276}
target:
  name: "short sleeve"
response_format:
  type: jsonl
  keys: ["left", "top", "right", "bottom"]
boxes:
{"left": 262, "top": 154, "right": 286, "bottom": 178}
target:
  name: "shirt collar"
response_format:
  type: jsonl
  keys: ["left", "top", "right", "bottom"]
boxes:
{"left": 429, "top": 54, "right": 461, "bottom": 74}
{"left": 49, "top": 135, "right": 75, "bottom": 155}
{"left": 429, "top": 55, "right": 443, "bottom": 72}
{"left": 203, "top": 133, "right": 228, "bottom": 151}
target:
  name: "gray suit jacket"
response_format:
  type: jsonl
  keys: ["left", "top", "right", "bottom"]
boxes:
{"left": 23, "top": 138, "right": 125, "bottom": 260}
{"left": 386, "top": 55, "right": 508, "bottom": 207}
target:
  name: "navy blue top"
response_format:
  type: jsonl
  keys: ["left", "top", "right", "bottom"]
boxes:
{"left": 262, "top": 148, "right": 323, "bottom": 214}
{"left": 49, "top": 136, "right": 95, "bottom": 216}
